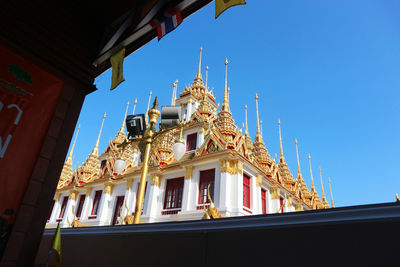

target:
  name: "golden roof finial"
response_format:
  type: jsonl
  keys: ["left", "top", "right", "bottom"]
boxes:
{"left": 255, "top": 93, "right": 263, "bottom": 141}
{"left": 132, "top": 98, "right": 138, "bottom": 115}
{"left": 278, "top": 119, "right": 285, "bottom": 161}
{"left": 193, "top": 47, "right": 203, "bottom": 85}
{"left": 396, "top": 193, "right": 399, "bottom": 202}
{"left": 119, "top": 101, "right": 130, "bottom": 133}
{"left": 328, "top": 177, "right": 335, "bottom": 208}
{"left": 308, "top": 154, "right": 315, "bottom": 189}
{"left": 171, "top": 80, "right": 178, "bottom": 106}
{"left": 67, "top": 124, "right": 80, "bottom": 164}
{"left": 260, "top": 119, "right": 263, "bottom": 137}
{"left": 93, "top": 113, "right": 106, "bottom": 155}
{"left": 221, "top": 58, "right": 230, "bottom": 112}
{"left": 295, "top": 138, "right": 301, "bottom": 175}
{"left": 319, "top": 167, "right": 326, "bottom": 199}
{"left": 145, "top": 91, "right": 152, "bottom": 125}
{"left": 205, "top": 66, "right": 209, "bottom": 89}
{"left": 245, "top": 104, "right": 249, "bottom": 133}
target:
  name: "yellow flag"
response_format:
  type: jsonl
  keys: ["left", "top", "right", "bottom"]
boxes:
{"left": 50, "top": 222, "right": 62, "bottom": 267}
{"left": 215, "top": 0, "right": 246, "bottom": 19}
{"left": 110, "top": 48, "right": 126, "bottom": 90}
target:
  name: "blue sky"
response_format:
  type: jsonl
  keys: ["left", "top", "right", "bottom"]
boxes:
{"left": 70, "top": 1, "right": 400, "bottom": 207}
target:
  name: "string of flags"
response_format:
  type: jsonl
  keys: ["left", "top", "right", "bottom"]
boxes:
{"left": 110, "top": 0, "right": 247, "bottom": 91}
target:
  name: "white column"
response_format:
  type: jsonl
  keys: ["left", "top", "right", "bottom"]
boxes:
{"left": 254, "top": 184, "right": 262, "bottom": 215}
{"left": 181, "top": 166, "right": 195, "bottom": 214}
{"left": 98, "top": 184, "right": 114, "bottom": 226}
{"left": 218, "top": 171, "right": 230, "bottom": 212}
{"left": 61, "top": 190, "right": 78, "bottom": 227}
{"left": 121, "top": 179, "right": 134, "bottom": 218}
{"left": 186, "top": 100, "right": 193, "bottom": 121}
{"left": 80, "top": 188, "right": 93, "bottom": 221}
{"left": 198, "top": 128, "right": 205, "bottom": 148}
{"left": 269, "top": 188, "right": 281, "bottom": 214}
{"left": 49, "top": 195, "right": 61, "bottom": 224}
{"left": 145, "top": 175, "right": 162, "bottom": 222}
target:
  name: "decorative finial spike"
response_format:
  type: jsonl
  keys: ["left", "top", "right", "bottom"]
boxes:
{"left": 171, "top": 80, "right": 178, "bottom": 106}
{"left": 295, "top": 138, "right": 301, "bottom": 175}
{"left": 67, "top": 124, "right": 81, "bottom": 163}
{"left": 328, "top": 177, "right": 335, "bottom": 208}
{"left": 255, "top": 93, "right": 262, "bottom": 141}
{"left": 93, "top": 113, "right": 106, "bottom": 155}
{"left": 132, "top": 98, "right": 138, "bottom": 115}
{"left": 278, "top": 119, "right": 284, "bottom": 161}
{"left": 308, "top": 154, "right": 315, "bottom": 189}
{"left": 244, "top": 105, "right": 249, "bottom": 133}
{"left": 221, "top": 58, "right": 230, "bottom": 112}
{"left": 120, "top": 101, "right": 130, "bottom": 132}
{"left": 205, "top": 66, "right": 209, "bottom": 89}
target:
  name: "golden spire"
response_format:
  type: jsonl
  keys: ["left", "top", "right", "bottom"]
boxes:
{"left": 328, "top": 177, "right": 335, "bottom": 208}
{"left": 193, "top": 47, "right": 203, "bottom": 85}
{"left": 119, "top": 101, "right": 130, "bottom": 133}
{"left": 66, "top": 124, "right": 80, "bottom": 164}
{"left": 278, "top": 119, "right": 285, "bottom": 161}
{"left": 319, "top": 167, "right": 326, "bottom": 199}
{"left": 254, "top": 93, "right": 264, "bottom": 143}
{"left": 205, "top": 66, "right": 209, "bottom": 89}
{"left": 171, "top": 80, "right": 178, "bottom": 106}
{"left": 295, "top": 138, "right": 301, "bottom": 175}
{"left": 221, "top": 58, "right": 230, "bottom": 112}
{"left": 132, "top": 98, "right": 138, "bottom": 115}
{"left": 245, "top": 104, "right": 249, "bottom": 133}
{"left": 145, "top": 91, "right": 152, "bottom": 125}
{"left": 260, "top": 119, "right": 263, "bottom": 137}
{"left": 92, "top": 113, "right": 106, "bottom": 156}
{"left": 308, "top": 154, "right": 315, "bottom": 189}
{"left": 146, "top": 91, "right": 152, "bottom": 115}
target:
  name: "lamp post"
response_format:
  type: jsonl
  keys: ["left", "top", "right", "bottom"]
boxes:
{"left": 133, "top": 97, "right": 161, "bottom": 224}
{"left": 118, "top": 96, "right": 185, "bottom": 224}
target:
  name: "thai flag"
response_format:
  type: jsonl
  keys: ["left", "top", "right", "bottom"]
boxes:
{"left": 150, "top": 9, "right": 183, "bottom": 41}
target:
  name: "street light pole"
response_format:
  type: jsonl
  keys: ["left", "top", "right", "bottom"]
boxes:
{"left": 133, "top": 97, "right": 160, "bottom": 224}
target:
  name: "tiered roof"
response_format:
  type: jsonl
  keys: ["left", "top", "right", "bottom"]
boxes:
{"left": 56, "top": 49, "right": 331, "bottom": 210}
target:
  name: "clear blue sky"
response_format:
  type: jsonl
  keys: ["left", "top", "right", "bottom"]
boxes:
{"left": 70, "top": 1, "right": 400, "bottom": 207}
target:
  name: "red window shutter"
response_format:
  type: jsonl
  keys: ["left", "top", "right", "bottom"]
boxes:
{"left": 58, "top": 196, "right": 68, "bottom": 219}
{"left": 91, "top": 190, "right": 103, "bottom": 216}
{"left": 164, "top": 177, "right": 184, "bottom": 210}
{"left": 198, "top": 169, "right": 215, "bottom": 204}
{"left": 243, "top": 174, "right": 251, "bottom": 209}
{"left": 186, "top": 133, "right": 197, "bottom": 151}
{"left": 75, "top": 195, "right": 86, "bottom": 219}
{"left": 280, "top": 197, "right": 284, "bottom": 213}
{"left": 112, "top": 196, "right": 125, "bottom": 225}
{"left": 261, "top": 189, "right": 267, "bottom": 214}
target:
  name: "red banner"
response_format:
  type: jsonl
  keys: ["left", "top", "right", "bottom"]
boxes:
{"left": 0, "top": 45, "right": 64, "bottom": 227}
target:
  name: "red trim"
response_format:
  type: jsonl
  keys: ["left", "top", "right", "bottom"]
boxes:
{"left": 196, "top": 204, "right": 210, "bottom": 210}
{"left": 198, "top": 169, "right": 215, "bottom": 204}
{"left": 163, "top": 177, "right": 184, "bottom": 210}
{"left": 112, "top": 196, "right": 125, "bottom": 225}
{"left": 261, "top": 189, "right": 267, "bottom": 214}
{"left": 280, "top": 197, "right": 284, "bottom": 213}
{"left": 186, "top": 133, "right": 197, "bottom": 151}
{"left": 162, "top": 209, "right": 180, "bottom": 215}
{"left": 243, "top": 174, "right": 251, "bottom": 209}
{"left": 58, "top": 196, "right": 68, "bottom": 219}
{"left": 243, "top": 207, "right": 252, "bottom": 214}
{"left": 91, "top": 190, "right": 102, "bottom": 216}
{"left": 75, "top": 194, "right": 86, "bottom": 219}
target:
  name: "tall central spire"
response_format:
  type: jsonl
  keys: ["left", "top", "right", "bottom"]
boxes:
{"left": 278, "top": 119, "right": 285, "bottom": 161}
{"left": 193, "top": 47, "right": 203, "bottom": 85}
{"left": 221, "top": 58, "right": 230, "bottom": 112}
{"left": 92, "top": 113, "right": 106, "bottom": 156}
{"left": 319, "top": 167, "right": 326, "bottom": 199}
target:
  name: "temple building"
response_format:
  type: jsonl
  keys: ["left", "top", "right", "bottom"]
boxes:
{"left": 46, "top": 49, "right": 333, "bottom": 228}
